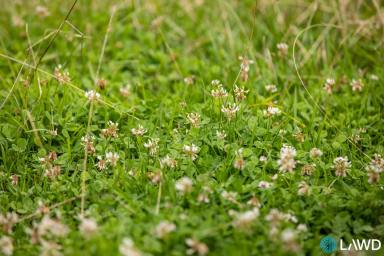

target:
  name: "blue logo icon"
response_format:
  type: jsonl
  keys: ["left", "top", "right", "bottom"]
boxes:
{"left": 320, "top": 236, "right": 337, "bottom": 253}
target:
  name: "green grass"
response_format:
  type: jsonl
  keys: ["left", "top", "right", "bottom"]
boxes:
{"left": 0, "top": 0, "right": 383, "bottom": 255}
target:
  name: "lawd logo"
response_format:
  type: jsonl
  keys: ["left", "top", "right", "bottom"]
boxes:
{"left": 320, "top": 236, "right": 382, "bottom": 254}
{"left": 320, "top": 236, "right": 337, "bottom": 253}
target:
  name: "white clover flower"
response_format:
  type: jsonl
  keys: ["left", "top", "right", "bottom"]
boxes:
{"left": 154, "top": 221, "right": 176, "bottom": 239}
{"left": 323, "top": 78, "right": 335, "bottom": 94}
{"left": 184, "top": 76, "right": 194, "bottom": 85}
{"left": 38, "top": 215, "right": 69, "bottom": 238}
{"left": 160, "top": 155, "right": 177, "bottom": 169}
{"left": 221, "top": 191, "right": 238, "bottom": 203}
{"left": 10, "top": 174, "right": 18, "bottom": 186}
{"left": 54, "top": 64, "right": 70, "bottom": 84}
{"left": 221, "top": 103, "right": 240, "bottom": 120}
{"left": 238, "top": 56, "right": 254, "bottom": 82}
{"left": 131, "top": 125, "right": 147, "bottom": 136}
{"left": 265, "top": 84, "right": 277, "bottom": 93}
{"left": 211, "top": 85, "right": 228, "bottom": 99}
{"left": 105, "top": 152, "right": 119, "bottom": 167}
{"left": 369, "top": 74, "right": 379, "bottom": 81}
{"left": 45, "top": 165, "right": 61, "bottom": 179}
{"left": 285, "top": 213, "right": 298, "bottom": 223}
{"left": 197, "top": 193, "right": 210, "bottom": 203}
{"left": 277, "top": 42, "right": 288, "bottom": 56}
{"left": 101, "top": 121, "right": 119, "bottom": 138}
{"left": 175, "top": 177, "right": 193, "bottom": 194}
{"left": 234, "top": 85, "right": 249, "bottom": 101}
{"left": 258, "top": 181, "right": 272, "bottom": 190}
{"left": 259, "top": 155, "right": 268, "bottom": 163}
{"left": 265, "top": 209, "right": 285, "bottom": 224}
{"left": 233, "top": 208, "right": 259, "bottom": 229}
{"left": 301, "top": 164, "right": 316, "bottom": 176}
{"left": 36, "top": 5, "right": 50, "bottom": 18}
{"left": 0, "top": 236, "right": 13, "bottom": 256}
{"left": 239, "top": 56, "right": 254, "bottom": 72}
{"left": 120, "top": 84, "right": 131, "bottom": 97}
{"left": 278, "top": 145, "right": 297, "bottom": 173}
{"left": 263, "top": 106, "right": 280, "bottom": 117}
{"left": 96, "top": 156, "right": 107, "bottom": 170}
{"left": 0, "top": 212, "right": 18, "bottom": 233}
{"left": 233, "top": 156, "right": 245, "bottom": 170}
{"left": 185, "top": 238, "right": 209, "bottom": 256}
{"left": 186, "top": 112, "right": 201, "bottom": 128}
{"left": 281, "top": 228, "right": 300, "bottom": 252}
{"left": 333, "top": 156, "right": 351, "bottom": 177}
{"left": 119, "top": 238, "right": 142, "bottom": 256}
{"left": 297, "top": 181, "right": 310, "bottom": 196}
{"left": 367, "top": 168, "right": 380, "bottom": 184}
{"left": 350, "top": 79, "right": 364, "bottom": 92}
{"left": 79, "top": 216, "right": 98, "bottom": 239}
{"left": 281, "top": 229, "right": 296, "bottom": 242}
{"left": 309, "top": 148, "right": 323, "bottom": 159}
{"left": 147, "top": 171, "right": 161, "bottom": 184}
{"left": 216, "top": 130, "right": 227, "bottom": 140}
{"left": 247, "top": 196, "right": 261, "bottom": 207}
{"left": 183, "top": 144, "right": 200, "bottom": 161}
{"left": 85, "top": 90, "right": 100, "bottom": 101}
{"left": 297, "top": 224, "right": 308, "bottom": 232}
{"left": 368, "top": 154, "right": 384, "bottom": 173}
{"left": 143, "top": 138, "right": 159, "bottom": 156}
{"left": 81, "top": 135, "right": 94, "bottom": 144}
{"left": 40, "top": 240, "right": 62, "bottom": 256}
{"left": 81, "top": 134, "right": 96, "bottom": 154}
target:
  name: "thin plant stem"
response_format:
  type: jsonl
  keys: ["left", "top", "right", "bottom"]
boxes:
{"left": 81, "top": 100, "right": 95, "bottom": 216}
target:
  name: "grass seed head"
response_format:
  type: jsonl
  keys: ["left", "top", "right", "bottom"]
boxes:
{"left": 96, "top": 79, "right": 107, "bottom": 90}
